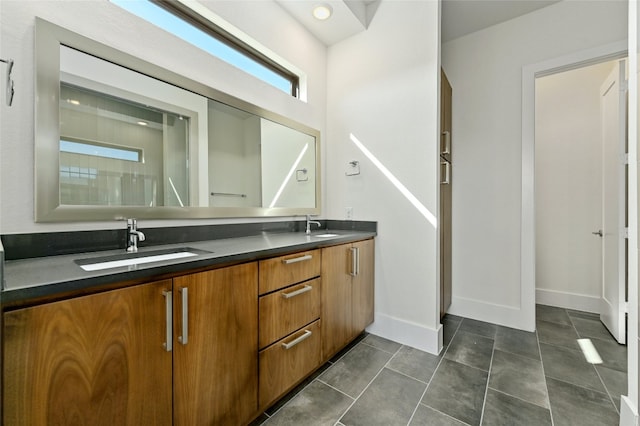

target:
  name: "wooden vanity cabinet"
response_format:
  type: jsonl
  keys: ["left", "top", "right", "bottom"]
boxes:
{"left": 173, "top": 263, "right": 258, "bottom": 426}
{"left": 2, "top": 239, "right": 375, "bottom": 425}
{"left": 321, "top": 239, "right": 375, "bottom": 360}
{"left": 3, "top": 263, "right": 258, "bottom": 426}
{"left": 258, "top": 249, "right": 322, "bottom": 409}
{"left": 3, "top": 279, "right": 174, "bottom": 426}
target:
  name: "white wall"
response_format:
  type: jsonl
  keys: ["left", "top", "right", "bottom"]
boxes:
{"left": 535, "top": 61, "right": 616, "bottom": 313}
{"left": 0, "top": 0, "right": 326, "bottom": 233}
{"left": 326, "top": 1, "right": 441, "bottom": 353}
{"left": 442, "top": 0, "right": 627, "bottom": 330}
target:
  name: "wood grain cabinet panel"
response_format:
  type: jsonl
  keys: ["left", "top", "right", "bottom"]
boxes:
{"left": 3, "top": 280, "right": 174, "bottom": 426}
{"left": 352, "top": 239, "right": 375, "bottom": 334}
{"left": 259, "top": 278, "right": 321, "bottom": 349}
{"left": 259, "top": 320, "right": 321, "bottom": 409}
{"left": 173, "top": 263, "right": 258, "bottom": 426}
{"left": 258, "top": 249, "right": 321, "bottom": 295}
{"left": 320, "top": 244, "right": 353, "bottom": 359}
{"left": 321, "top": 239, "right": 375, "bottom": 361}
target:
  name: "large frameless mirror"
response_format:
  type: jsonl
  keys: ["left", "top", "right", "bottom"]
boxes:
{"left": 35, "top": 18, "right": 320, "bottom": 222}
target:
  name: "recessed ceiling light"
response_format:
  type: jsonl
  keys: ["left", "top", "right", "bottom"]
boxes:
{"left": 137, "top": 121, "right": 148, "bottom": 126}
{"left": 312, "top": 4, "right": 333, "bottom": 20}
{"left": 67, "top": 99, "right": 80, "bottom": 105}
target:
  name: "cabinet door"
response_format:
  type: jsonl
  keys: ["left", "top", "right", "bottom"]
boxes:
{"left": 3, "top": 280, "right": 173, "bottom": 426}
{"left": 173, "top": 263, "right": 258, "bottom": 426}
{"left": 321, "top": 244, "right": 353, "bottom": 360}
{"left": 352, "top": 239, "right": 375, "bottom": 335}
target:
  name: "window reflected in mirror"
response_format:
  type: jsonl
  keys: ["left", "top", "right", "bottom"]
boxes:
{"left": 59, "top": 82, "right": 190, "bottom": 207}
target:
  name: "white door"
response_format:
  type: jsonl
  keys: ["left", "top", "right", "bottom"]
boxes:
{"left": 600, "top": 59, "right": 627, "bottom": 344}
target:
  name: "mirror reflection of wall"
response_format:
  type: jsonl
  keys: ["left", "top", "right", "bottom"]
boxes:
{"left": 59, "top": 82, "right": 190, "bottom": 207}
{"left": 207, "top": 100, "right": 261, "bottom": 208}
{"left": 206, "top": 100, "right": 317, "bottom": 209}
{"left": 261, "top": 119, "right": 316, "bottom": 208}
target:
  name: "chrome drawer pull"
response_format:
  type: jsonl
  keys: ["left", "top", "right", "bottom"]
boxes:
{"left": 178, "top": 287, "right": 188, "bottom": 345}
{"left": 350, "top": 247, "right": 358, "bottom": 276}
{"left": 282, "top": 254, "right": 312, "bottom": 264}
{"left": 282, "top": 284, "right": 313, "bottom": 299}
{"left": 162, "top": 290, "right": 173, "bottom": 352}
{"left": 282, "top": 330, "right": 312, "bottom": 350}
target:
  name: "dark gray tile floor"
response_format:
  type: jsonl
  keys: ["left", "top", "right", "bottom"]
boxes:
{"left": 255, "top": 305, "right": 626, "bottom": 425}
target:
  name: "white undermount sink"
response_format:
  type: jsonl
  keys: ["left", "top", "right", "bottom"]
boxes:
{"left": 75, "top": 247, "right": 210, "bottom": 272}
{"left": 313, "top": 233, "right": 339, "bottom": 238}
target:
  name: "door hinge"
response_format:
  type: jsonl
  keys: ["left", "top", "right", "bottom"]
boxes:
{"left": 624, "top": 153, "right": 629, "bottom": 165}
{"left": 623, "top": 301, "right": 629, "bottom": 314}
{"left": 624, "top": 227, "right": 629, "bottom": 239}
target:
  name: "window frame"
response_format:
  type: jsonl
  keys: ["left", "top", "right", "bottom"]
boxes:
{"left": 151, "top": 0, "right": 300, "bottom": 97}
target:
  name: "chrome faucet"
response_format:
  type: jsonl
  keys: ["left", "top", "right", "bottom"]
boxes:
{"left": 305, "top": 215, "right": 321, "bottom": 235}
{"left": 126, "top": 219, "right": 146, "bottom": 252}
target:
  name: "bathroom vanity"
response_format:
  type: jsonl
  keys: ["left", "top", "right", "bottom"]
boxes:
{"left": 1, "top": 228, "right": 375, "bottom": 425}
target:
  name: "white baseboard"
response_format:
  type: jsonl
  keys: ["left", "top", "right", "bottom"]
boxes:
{"left": 447, "top": 296, "right": 534, "bottom": 332}
{"left": 536, "top": 288, "right": 600, "bottom": 313}
{"left": 620, "top": 396, "right": 638, "bottom": 426}
{"left": 366, "top": 312, "right": 442, "bottom": 355}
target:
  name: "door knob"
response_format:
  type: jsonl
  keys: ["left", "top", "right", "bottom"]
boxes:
{"left": 592, "top": 230, "right": 603, "bottom": 237}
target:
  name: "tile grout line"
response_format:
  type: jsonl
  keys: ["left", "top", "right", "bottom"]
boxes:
{"left": 537, "top": 310, "right": 556, "bottom": 426}
{"left": 478, "top": 343, "right": 496, "bottom": 426}
{"left": 543, "top": 372, "right": 618, "bottom": 397}
{"left": 315, "top": 378, "right": 357, "bottom": 401}
{"left": 406, "top": 317, "right": 464, "bottom": 425}
{"left": 333, "top": 341, "right": 404, "bottom": 426}
{"left": 567, "top": 309, "right": 620, "bottom": 414}
{"left": 486, "top": 386, "right": 550, "bottom": 411}
{"left": 593, "top": 367, "right": 621, "bottom": 415}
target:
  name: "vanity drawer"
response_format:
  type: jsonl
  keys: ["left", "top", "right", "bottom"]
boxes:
{"left": 259, "top": 249, "right": 321, "bottom": 295}
{"left": 259, "top": 278, "right": 321, "bottom": 349}
{"left": 259, "top": 320, "right": 321, "bottom": 409}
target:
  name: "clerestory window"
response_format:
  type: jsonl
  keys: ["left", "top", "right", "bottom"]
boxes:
{"left": 111, "top": 0, "right": 300, "bottom": 97}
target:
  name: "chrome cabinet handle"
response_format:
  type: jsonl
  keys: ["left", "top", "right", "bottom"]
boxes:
{"left": 178, "top": 287, "right": 188, "bottom": 345}
{"left": 442, "top": 130, "right": 451, "bottom": 155}
{"left": 440, "top": 161, "right": 451, "bottom": 185}
{"left": 282, "top": 284, "right": 313, "bottom": 299}
{"left": 162, "top": 290, "right": 173, "bottom": 352}
{"left": 350, "top": 247, "right": 359, "bottom": 277}
{"left": 282, "top": 330, "right": 312, "bottom": 350}
{"left": 283, "top": 254, "right": 312, "bottom": 264}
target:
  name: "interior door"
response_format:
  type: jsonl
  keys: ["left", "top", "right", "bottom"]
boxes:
{"left": 600, "top": 59, "right": 628, "bottom": 344}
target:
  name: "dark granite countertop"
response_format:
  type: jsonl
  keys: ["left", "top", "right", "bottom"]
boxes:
{"left": 2, "top": 229, "right": 375, "bottom": 306}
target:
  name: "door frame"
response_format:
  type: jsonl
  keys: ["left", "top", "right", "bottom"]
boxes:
{"left": 521, "top": 38, "right": 632, "bottom": 404}
{"left": 521, "top": 40, "right": 627, "bottom": 330}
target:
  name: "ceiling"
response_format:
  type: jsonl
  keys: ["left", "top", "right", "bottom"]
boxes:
{"left": 441, "top": 0, "right": 562, "bottom": 43}
{"left": 275, "top": 0, "right": 562, "bottom": 46}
